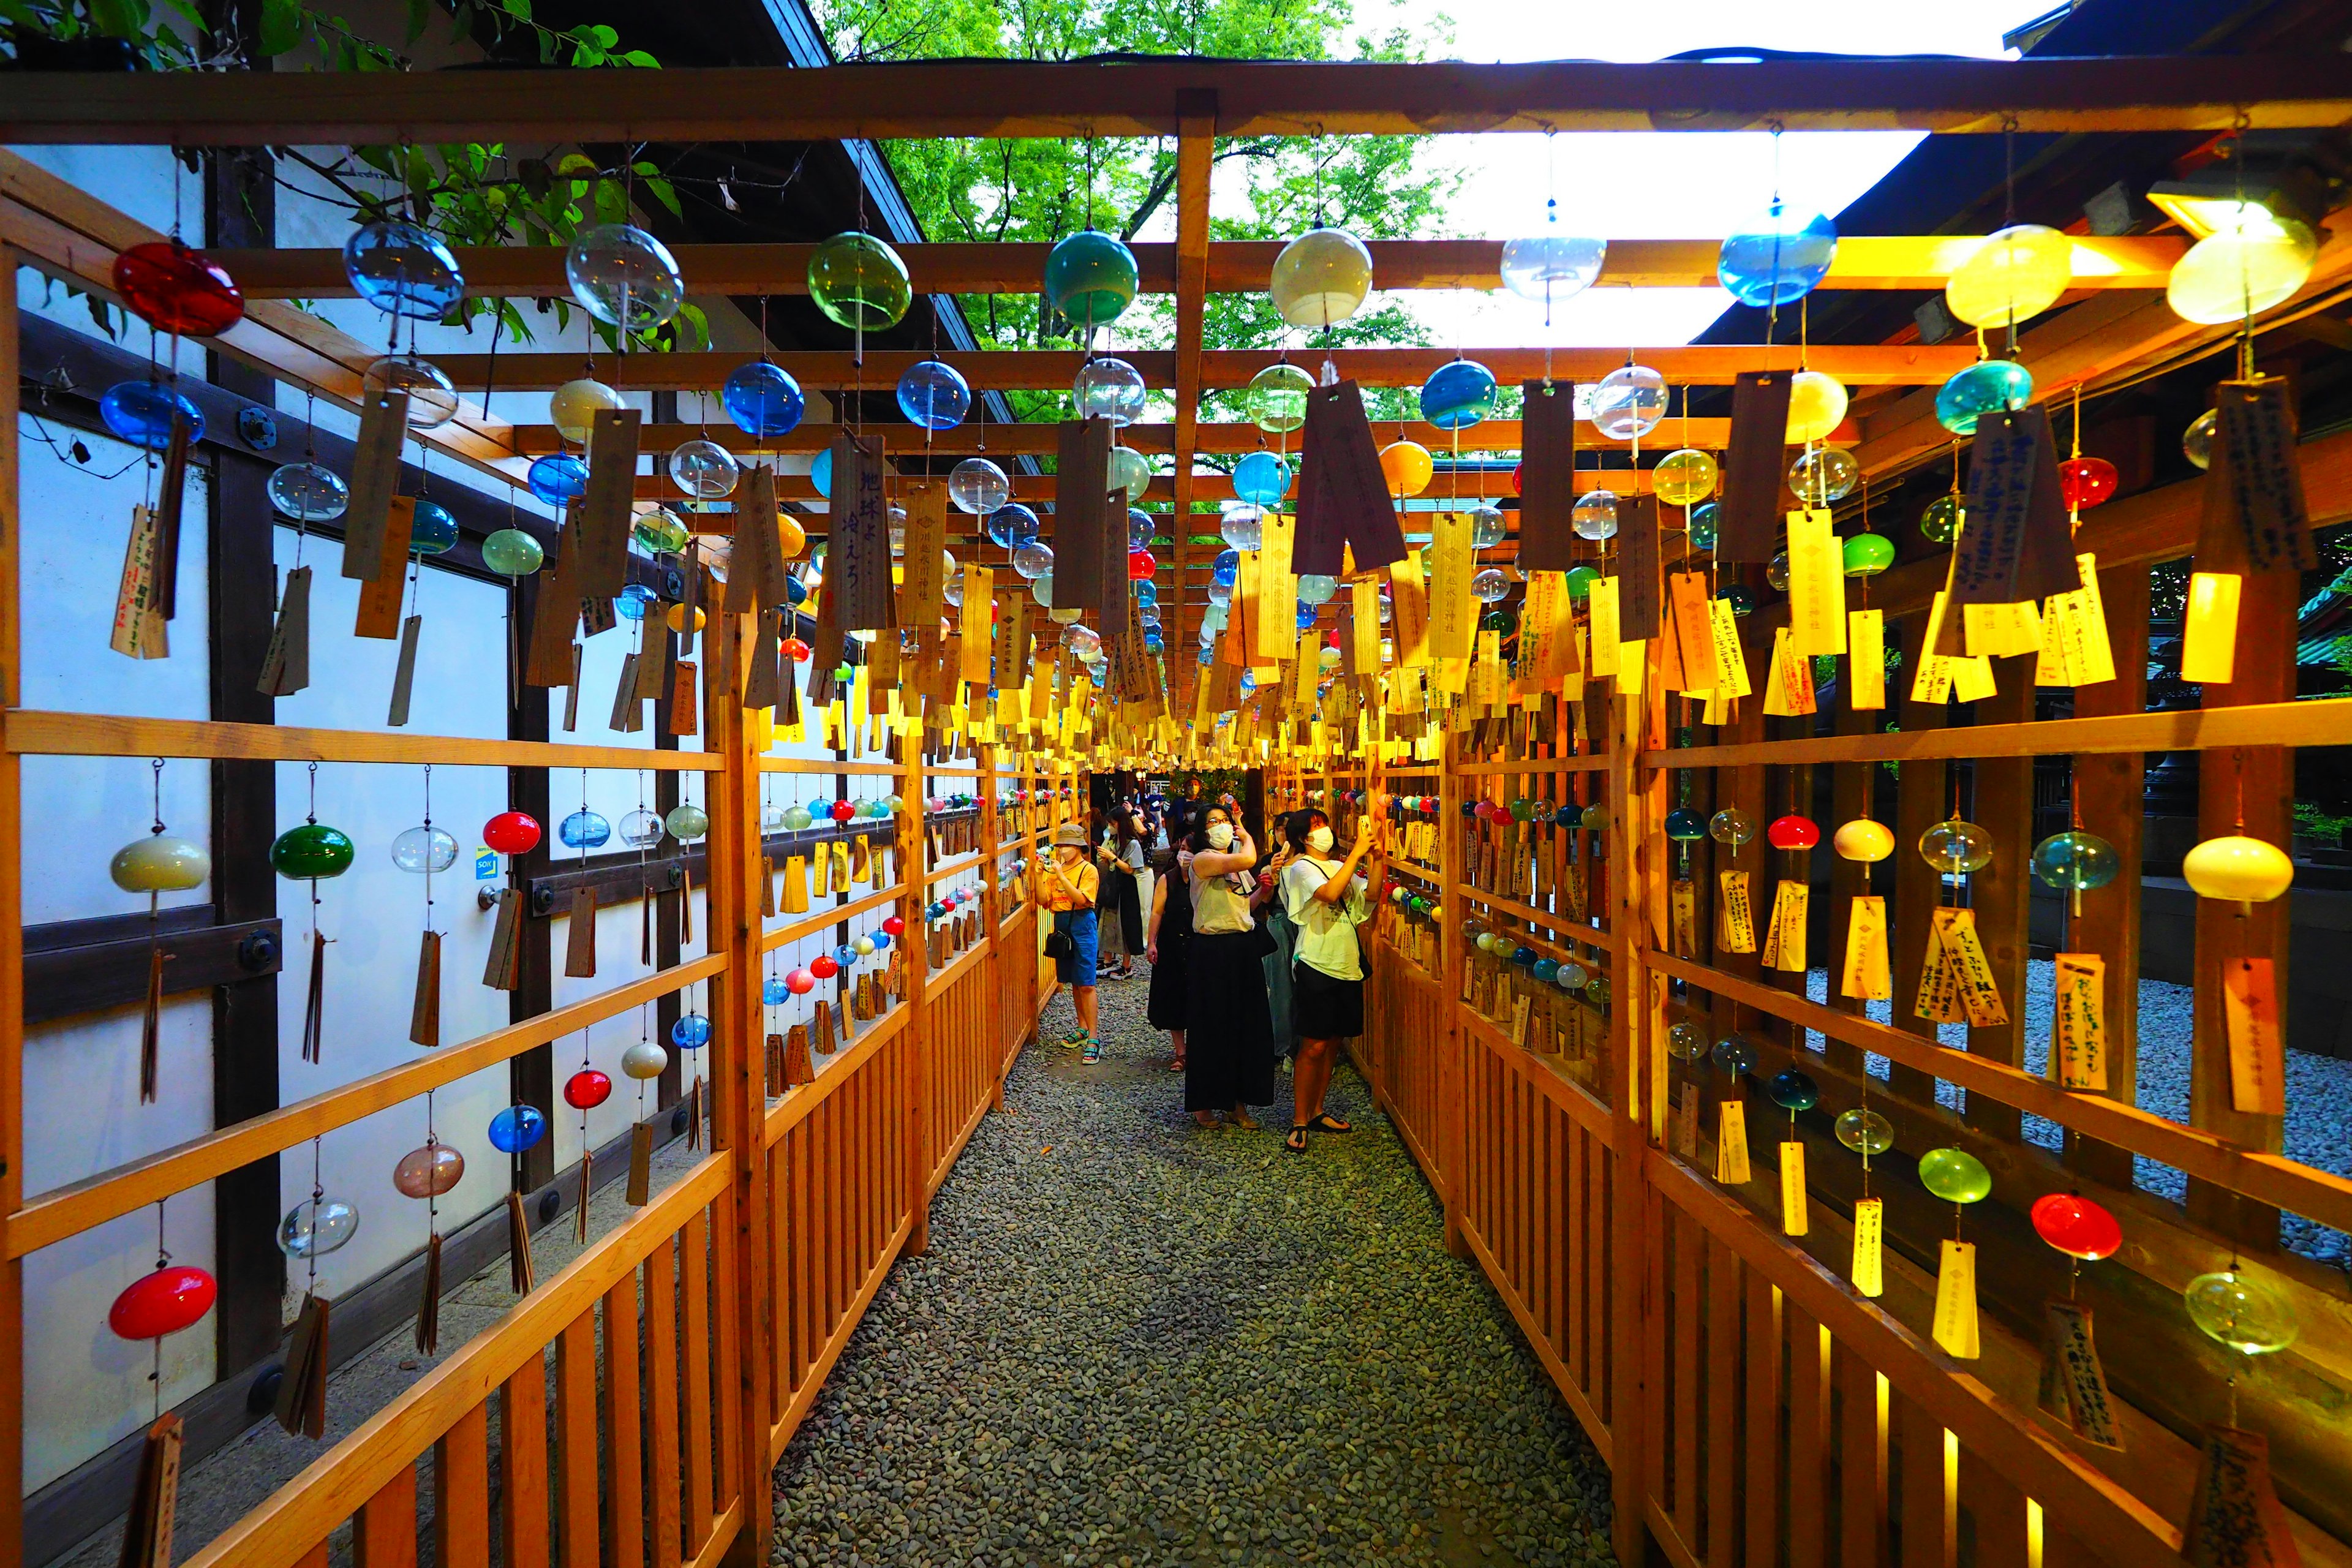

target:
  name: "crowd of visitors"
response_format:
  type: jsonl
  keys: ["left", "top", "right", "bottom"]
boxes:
{"left": 1033, "top": 777, "right": 1381, "bottom": 1153}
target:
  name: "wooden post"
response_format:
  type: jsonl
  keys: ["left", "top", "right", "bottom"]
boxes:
{"left": 2067, "top": 564, "right": 2147, "bottom": 1188}
{"left": 1438, "top": 722, "right": 1468, "bottom": 1258}
{"left": 1606, "top": 645, "right": 1659, "bottom": 1568}
{"left": 703, "top": 611, "right": 771, "bottom": 1568}
{"left": 900, "top": 726, "right": 932, "bottom": 1258}
{"left": 979, "top": 742, "right": 1005, "bottom": 1110}
{"left": 0, "top": 243, "right": 26, "bottom": 1568}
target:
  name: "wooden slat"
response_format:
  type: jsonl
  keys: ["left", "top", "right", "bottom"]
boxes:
{"left": 2, "top": 710, "right": 721, "bottom": 770}
{"left": 601, "top": 1279, "right": 649, "bottom": 1568}
{"left": 1743, "top": 1268, "right": 1780, "bottom": 1568}
{"left": 216, "top": 235, "right": 2183, "bottom": 301}
{"left": 2068, "top": 564, "right": 2149, "bottom": 1189}
{"left": 8, "top": 56, "right": 2345, "bottom": 142}
{"left": 1785, "top": 1306, "right": 1830, "bottom": 1568}
{"left": 681, "top": 1209, "right": 715, "bottom": 1551}
{"left": 1899, "top": 1395, "right": 1956, "bottom": 1568}
{"left": 178, "top": 1161, "right": 726, "bottom": 1568}
{"left": 1704, "top": 1235, "right": 1740, "bottom": 1567}
{"left": 8, "top": 955, "right": 728, "bottom": 1257}
{"left": 645, "top": 1232, "right": 684, "bottom": 1568}
{"left": 352, "top": 1466, "right": 418, "bottom": 1568}
{"left": 1648, "top": 948, "right": 2352, "bottom": 1238}
{"left": 433, "top": 1404, "right": 491, "bottom": 1568}
{"left": 499, "top": 1351, "right": 551, "bottom": 1568}
{"left": 556, "top": 1315, "right": 600, "bottom": 1568}
{"left": 1838, "top": 1344, "right": 1888, "bottom": 1566}
{"left": 1650, "top": 692, "right": 2352, "bottom": 769}
{"left": 431, "top": 344, "right": 1977, "bottom": 394}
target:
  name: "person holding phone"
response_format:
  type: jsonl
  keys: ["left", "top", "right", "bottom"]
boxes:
{"left": 1182, "top": 804, "right": 1275, "bottom": 1129}
{"left": 1035, "top": 822, "right": 1103, "bottom": 1063}
{"left": 1278, "top": 799, "right": 1380, "bottom": 1153}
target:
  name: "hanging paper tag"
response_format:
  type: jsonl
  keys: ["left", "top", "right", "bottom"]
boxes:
{"left": 1522, "top": 572, "right": 1576, "bottom": 681}
{"left": 1842, "top": 607, "right": 1885, "bottom": 710}
{"left": 387, "top": 613, "right": 423, "bottom": 727}
{"left": 1586, "top": 576, "right": 1621, "bottom": 677}
{"left": 575, "top": 407, "right": 641, "bottom": 598}
{"left": 257, "top": 565, "right": 312, "bottom": 696}
{"left": 1852, "top": 1197, "right": 1885, "bottom": 1298}
{"left": 341, "top": 388, "right": 409, "bottom": 581}
{"left": 1716, "top": 1099, "right": 1752, "bottom": 1185}
{"left": 1515, "top": 379, "right": 1581, "bottom": 570}
{"left": 111, "top": 504, "right": 170, "bottom": 660}
{"left": 2211, "top": 377, "right": 2316, "bottom": 571}
{"left": 1721, "top": 369, "right": 1793, "bottom": 562}
{"left": 1668, "top": 571, "right": 1719, "bottom": 695}
{"left": 1762, "top": 626, "right": 1817, "bottom": 716}
{"left": 483, "top": 888, "right": 524, "bottom": 990}
{"left": 2050, "top": 952, "right": 2108, "bottom": 1090}
{"left": 409, "top": 929, "right": 442, "bottom": 1047}
{"left": 1779, "top": 1141, "right": 1809, "bottom": 1237}
{"left": 2223, "top": 957, "right": 2286, "bottom": 1115}
{"left": 2180, "top": 570, "right": 2243, "bottom": 685}
{"left": 1963, "top": 599, "right": 2043, "bottom": 660}
{"left": 2184, "top": 1425, "right": 2302, "bottom": 1568}
{"left": 565, "top": 886, "right": 597, "bottom": 978}
{"left": 1426, "top": 510, "right": 1476, "bottom": 663}
{"left": 830, "top": 430, "right": 895, "bottom": 630}
{"left": 1716, "top": 869, "right": 1756, "bottom": 954}
{"left": 1841, "top": 895, "right": 1893, "bottom": 1001}
{"left": 1932, "top": 1239, "right": 1981, "bottom": 1359}
{"left": 118, "top": 1415, "right": 184, "bottom": 1568}
{"left": 1762, "top": 880, "right": 1809, "bottom": 973}
{"left": 1706, "top": 598, "right": 1752, "bottom": 699}
{"left": 1675, "top": 1082, "right": 1700, "bottom": 1159}
{"left": 1785, "top": 508, "right": 1848, "bottom": 656}
{"left": 1670, "top": 878, "right": 1697, "bottom": 958}
{"left": 2037, "top": 1299, "right": 2124, "bottom": 1450}
{"left": 1925, "top": 906, "right": 2008, "bottom": 1025}
{"left": 1618, "top": 494, "right": 1664, "bottom": 641}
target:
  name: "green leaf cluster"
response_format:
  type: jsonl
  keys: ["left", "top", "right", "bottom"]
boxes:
{"left": 812, "top": 0, "right": 1461, "bottom": 433}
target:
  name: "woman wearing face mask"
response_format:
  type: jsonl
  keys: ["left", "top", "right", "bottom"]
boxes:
{"left": 1182, "top": 805, "right": 1276, "bottom": 1129}
{"left": 1278, "top": 799, "right": 1380, "bottom": 1153}
{"left": 1035, "top": 821, "right": 1104, "bottom": 1063}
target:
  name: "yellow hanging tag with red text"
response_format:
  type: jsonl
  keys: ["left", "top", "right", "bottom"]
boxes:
{"left": 1716, "top": 869, "right": 1756, "bottom": 954}
{"left": 1785, "top": 508, "right": 1847, "bottom": 656}
{"left": 1716, "top": 1099, "right": 1751, "bottom": 1186}
{"left": 1852, "top": 1197, "right": 1885, "bottom": 1298}
{"left": 1933, "top": 1240, "right": 1981, "bottom": 1359}
{"left": 1842, "top": 895, "right": 1892, "bottom": 1001}
{"left": 1762, "top": 880, "right": 1809, "bottom": 973}
{"left": 1779, "top": 1141, "right": 1809, "bottom": 1237}
{"left": 2051, "top": 952, "right": 2108, "bottom": 1090}
{"left": 1586, "top": 576, "right": 1621, "bottom": 678}
{"left": 1847, "top": 608, "right": 1886, "bottom": 710}
{"left": 2224, "top": 957, "right": 2286, "bottom": 1115}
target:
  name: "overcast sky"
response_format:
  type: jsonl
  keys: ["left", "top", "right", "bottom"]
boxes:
{"left": 1313, "top": 0, "right": 2062, "bottom": 349}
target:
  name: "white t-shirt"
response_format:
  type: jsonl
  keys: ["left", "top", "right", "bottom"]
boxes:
{"left": 1280, "top": 856, "right": 1369, "bottom": 981}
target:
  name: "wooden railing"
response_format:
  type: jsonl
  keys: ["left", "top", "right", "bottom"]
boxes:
{"left": 182, "top": 1155, "right": 741, "bottom": 1568}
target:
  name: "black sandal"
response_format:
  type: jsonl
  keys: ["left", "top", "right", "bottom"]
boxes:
{"left": 1306, "top": 1113, "right": 1354, "bottom": 1134}
{"left": 1284, "top": 1126, "right": 1311, "bottom": 1153}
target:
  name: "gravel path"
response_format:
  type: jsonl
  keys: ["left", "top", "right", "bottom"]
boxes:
{"left": 769, "top": 963, "right": 1615, "bottom": 1568}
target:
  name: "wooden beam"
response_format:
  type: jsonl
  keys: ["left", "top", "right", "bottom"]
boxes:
{"left": 1856, "top": 220, "right": 2352, "bottom": 479}
{"left": 211, "top": 235, "right": 2186, "bottom": 300}
{"left": 531, "top": 415, "right": 1841, "bottom": 458}
{"left": 443, "top": 344, "right": 1976, "bottom": 393}
{"left": 1754, "top": 422, "right": 2352, "bottom": 635}
{"left": 1170, "top": 93, "right": 1215, "bottom": 692}
{"left": 0, "top": 150, "right": 527, "bottom": 489}
{"left": 5, "top": 56, "right": 2346, "bottom": 143}
{"left": 658, "top": 465, "right": 1645, "bottom": 511}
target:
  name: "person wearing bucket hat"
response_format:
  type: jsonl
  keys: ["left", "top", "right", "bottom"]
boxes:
{"left": 1036, "top": 821, "right": 1103, "bottom": 1060}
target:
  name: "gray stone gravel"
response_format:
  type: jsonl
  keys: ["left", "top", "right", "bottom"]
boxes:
{"left": 770, "top": 966, "right": 1615, "bottom": 1567}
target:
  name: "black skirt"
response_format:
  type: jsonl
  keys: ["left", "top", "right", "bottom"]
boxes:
{"left": 1147, "top": 921, "right": 1192, "bottom": 1030}
{"left": 1185, "top": 929, "right": 1276, "bottom": 1111}
{"left": 1291, "top": 960, "right": 1364, "bottom": 1041}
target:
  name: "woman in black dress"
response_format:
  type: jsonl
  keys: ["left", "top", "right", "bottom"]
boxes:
{"left": 1182, "top": 805, "right": 1277, "bottom": 1129}
{"left": 1144, "top": 846, "right": 1193, "bottom": 1069}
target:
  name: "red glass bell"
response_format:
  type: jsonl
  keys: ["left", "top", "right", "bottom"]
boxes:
{"left": 2058, "top": 455, "right": 2118, "bottom": 511}
{"left": 1126, "top": 548, "right": 1156, "bottom": 581}
{"left": 564, "top": 1068, "right": 613, "bottom": 1109}
{"left": 829, "top": 799, "right": 856, "bottom": 823}
{"left": 780, "top": 636, "right": 811, "bottom": 662}
{"left": 484, "top": 810, "right": 541, "bottom": 855}
{"left": 1509, "top": 462, "right": 1523, "bottom": 496}
{"left": 810, "top": 954, "right": 839, "bottom": 979}
{"left": 2029, "top": 1192, "right": 2120, "bottom": 1261}
{"left": 1765, "top": 814, "right": 1820, "bottom": 851}
{"left": 881, "top": 915, "right": 906, "bottom": 937}
{"left": 112, "top": 241, "right": 244, "bottom": 337}
{"left": 109, "top": 1264, "right": 218, "bottom": 1340}
{"left": 785, "top": 967, "right": 816, "bottom": 994}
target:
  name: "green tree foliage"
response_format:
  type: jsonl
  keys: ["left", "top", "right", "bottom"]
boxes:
{"left": 812, "top": 0, "right": 1461, "bottom": 426}
{"left": 1, "top": 0, "right": 697, "bottom": 348}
